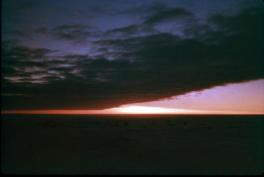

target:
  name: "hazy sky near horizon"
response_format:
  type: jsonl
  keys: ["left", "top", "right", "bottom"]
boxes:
{"left": 2, "top": 0, "right": 264, "bottom": 113}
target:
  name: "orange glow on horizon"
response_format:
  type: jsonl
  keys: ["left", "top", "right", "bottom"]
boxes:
{"left": 2, "top": 105, "right": 264, "bottom": 115}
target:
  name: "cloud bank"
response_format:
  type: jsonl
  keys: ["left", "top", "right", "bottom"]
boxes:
{"left": 2, "top": 1, "right": 264, "bottom": 110}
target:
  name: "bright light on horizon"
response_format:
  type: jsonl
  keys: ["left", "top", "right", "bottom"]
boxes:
{"left": 109, "top": 105, "right": 190, "bottom": 114}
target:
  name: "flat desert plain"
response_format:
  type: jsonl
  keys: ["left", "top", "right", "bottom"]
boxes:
{"left": 1, "top": 114, "right": 263, "bottom": 175}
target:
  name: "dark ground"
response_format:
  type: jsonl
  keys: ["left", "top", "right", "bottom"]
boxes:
{"left": 1, "top": 114, "right": 264, "bottom": 175}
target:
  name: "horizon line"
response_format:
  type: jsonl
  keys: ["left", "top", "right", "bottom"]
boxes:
{"left": 2, "top": 109, "right": 264, "bottom": 116}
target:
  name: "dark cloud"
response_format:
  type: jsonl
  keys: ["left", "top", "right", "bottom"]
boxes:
{"left": 107, "top": 24, "right": 144, "bottom": 34}
{"left": 105, "top": 7, "right": 193, "bottom": 37}
{"left": 4, "top": 45, "right": 53, "bottom": 58}
{"left": 1, "top": 45, "right": 65, "bottom": 85}
{"left": 2, "top": 7, "right": 264, "bottom": 110}
{"left": 52, "top": 24, "right": 93, "bottom": 42}
{"left": 35, "top": 27, "right": 49, "bottom": 34}
{"left": 105, "top": 24, "right": 158, "bottom": 39}
{"left": 143, "top": 7, "right": 193, "bottom": 25}
{"left": 144, "top": 2, "right": 169, "bottom": 14}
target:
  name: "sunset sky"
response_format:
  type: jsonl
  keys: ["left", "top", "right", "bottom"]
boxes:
{"left": 2, "top": 0, "right": 264, "bottom": 114}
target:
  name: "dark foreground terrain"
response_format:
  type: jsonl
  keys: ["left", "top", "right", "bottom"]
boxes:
{"left": 1, "top": 114, "right": 264, "bottom": 175}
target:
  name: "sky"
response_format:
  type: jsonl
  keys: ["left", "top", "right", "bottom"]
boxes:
{"left": 2, "top": 0, "right": 264, "bottom": 114}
